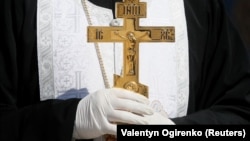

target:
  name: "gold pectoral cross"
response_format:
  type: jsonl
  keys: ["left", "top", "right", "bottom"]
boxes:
{"left": 87, "top": 0, "right": 175, "bottom": 97}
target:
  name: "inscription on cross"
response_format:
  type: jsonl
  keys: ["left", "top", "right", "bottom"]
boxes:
{"left": 87, "top": 0, "right": 175, "bottom": 97}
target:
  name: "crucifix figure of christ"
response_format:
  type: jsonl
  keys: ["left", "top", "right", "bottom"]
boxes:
{"left": 87, "top": 0, "right": 175, "bottom": 98}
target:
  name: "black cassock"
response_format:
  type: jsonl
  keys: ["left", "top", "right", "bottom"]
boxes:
{"left": 1, "top": 0, "right": 250, "bottom": 141}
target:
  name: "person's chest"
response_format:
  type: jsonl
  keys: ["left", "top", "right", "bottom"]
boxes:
{"left": 37, "top": 0, "right": 189, "bottom": 118}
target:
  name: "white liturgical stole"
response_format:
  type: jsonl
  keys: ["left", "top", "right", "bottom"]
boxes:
{"left": 37, "top": 0, "right": 189, "bottom": 118}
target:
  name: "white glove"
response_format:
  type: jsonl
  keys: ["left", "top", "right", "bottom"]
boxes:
{"left": 144, "top": 112, "right": 175, "bottom": 125}
{"left": 73, "top": 88, "right": 153, "bottom": 139}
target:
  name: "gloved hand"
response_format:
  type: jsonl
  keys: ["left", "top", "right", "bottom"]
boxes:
{"left": 144, "top": 112, "right": 175, "bottom": 125}
{"left": 73, "top": 88, "right": 153, "bottom": 139}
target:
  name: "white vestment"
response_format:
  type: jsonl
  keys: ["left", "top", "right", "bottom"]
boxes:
{"left": 37, "top": 0, "right": 189, "bottom": 119}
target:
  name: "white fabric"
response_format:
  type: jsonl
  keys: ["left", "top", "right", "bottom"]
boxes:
{"left": 143, "top": 112, "right": 175, "bottom": 125}
{"left": 73, "top": 88, "right": 153, "bottom": 139}
{"left": 37, "top": 0, "right": 189, "bottom": 118}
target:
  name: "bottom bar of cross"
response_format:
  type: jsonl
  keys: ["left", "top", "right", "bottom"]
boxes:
{"left": 113, "top": 74, "right": 148, "bottom": 98}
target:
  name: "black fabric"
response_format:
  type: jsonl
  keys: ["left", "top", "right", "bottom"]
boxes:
{"left": 0, "top": 0, "right": 80, "bottom": 141}
{"left": 226, "top": 0, "right": 250, "bottom": 49}
{"left": 0, "top": 0, "right": 250, "bottom": 141}
{"left": 172, "top": 0, "right": 250, "bottom": 124}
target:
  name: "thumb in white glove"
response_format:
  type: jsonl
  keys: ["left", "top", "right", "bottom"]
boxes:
{"left": 73, "top": 88, "right": 153, "bottom": 139}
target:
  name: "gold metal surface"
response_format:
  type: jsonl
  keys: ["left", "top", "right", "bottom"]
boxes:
{"left": 87, "top": 0, "right": 175, "bottom": 140}
{"left": 87, "top": 0, "right": 175, "bottom": 98}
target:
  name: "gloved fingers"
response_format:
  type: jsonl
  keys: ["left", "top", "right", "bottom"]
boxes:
{"left": 108, "top": 110, "right": 148, "bottom": 125}
{"left": 113, "top": 98, "right": 153, "bottom": 115}
{"left": 102, "top": 122, "right": 117, "bottom": 135}
{"left": 110, "top": 88, "right": 150, "bottom": 104}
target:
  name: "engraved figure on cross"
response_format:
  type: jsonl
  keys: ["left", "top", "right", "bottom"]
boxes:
{"left": 127, "top": 32, "right": 136, "bottom": 75}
